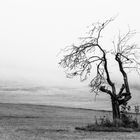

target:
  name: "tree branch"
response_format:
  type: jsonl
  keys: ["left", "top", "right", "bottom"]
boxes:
{"left": 100, "top": 86, "right": 113, "bottom": 97}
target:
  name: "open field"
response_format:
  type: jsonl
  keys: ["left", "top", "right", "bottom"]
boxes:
{"left": 0, "top": 103, "right": 139, "bottom": 139}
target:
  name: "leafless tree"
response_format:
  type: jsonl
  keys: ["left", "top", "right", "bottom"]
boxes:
{"left": 59, "top": 18, "right": 140, "bottom": 123}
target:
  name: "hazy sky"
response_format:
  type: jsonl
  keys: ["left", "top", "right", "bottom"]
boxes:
{"left": 0, "top": 0, "right": 140, "bottom": 87}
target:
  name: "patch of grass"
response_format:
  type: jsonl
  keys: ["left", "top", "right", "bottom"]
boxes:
{"left": 0, "top": 115, "right": 40, "bottom": 119}
{"left": 75, "top": 115, "right": 140, "bottom": 132}
{"left": 75, "top": 124, "right": 140, "bottom": 132}
{"left": 75, "top": 126, "right": 134, "bottom": 132}
{"left": 16, "top": 128, "right": 68, "bottom": 134}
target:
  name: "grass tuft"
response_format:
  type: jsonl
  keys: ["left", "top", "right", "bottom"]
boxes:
{"left": 75, "top": 115, "right": 140, "bottom": 132}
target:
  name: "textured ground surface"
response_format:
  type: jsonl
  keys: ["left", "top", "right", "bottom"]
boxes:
{"left": 0, "top": 103, "right": 139, "bottom": 140}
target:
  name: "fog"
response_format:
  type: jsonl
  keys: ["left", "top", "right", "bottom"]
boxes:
{"left": 0, "top": 0, "right": 140, "bottom": 110}
{"left": 0, "top": 0, "right": 139, "bottom": 87}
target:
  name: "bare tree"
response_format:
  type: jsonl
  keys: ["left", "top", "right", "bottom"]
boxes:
{"left": 59, "top": 18, "right": 140, "bottom": 123}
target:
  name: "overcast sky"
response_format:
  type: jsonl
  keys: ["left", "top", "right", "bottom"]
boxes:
{"left": 0, "top": 0, "right": 140, "bottom": 87}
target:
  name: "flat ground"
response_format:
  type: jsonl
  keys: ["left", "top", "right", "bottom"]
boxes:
{"left": 0, "top": 103, "right": 139, "bottom": 140}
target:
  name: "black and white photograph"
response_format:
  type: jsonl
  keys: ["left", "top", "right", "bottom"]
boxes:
{"left": 0, "top": 0, "right": 140, "bottom": 139}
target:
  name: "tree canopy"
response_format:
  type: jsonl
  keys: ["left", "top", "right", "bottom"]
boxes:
{"left": 59, "top": 18, "right": 140, "bottom": 120}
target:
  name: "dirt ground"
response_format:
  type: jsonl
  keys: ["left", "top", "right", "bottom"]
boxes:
{"left": 0, "top": 103, "right": 139, "bottom": 140}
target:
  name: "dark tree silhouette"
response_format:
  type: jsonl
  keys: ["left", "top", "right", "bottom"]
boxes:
{"left": 59, "top": 18, "right": 140, "bottom": 123}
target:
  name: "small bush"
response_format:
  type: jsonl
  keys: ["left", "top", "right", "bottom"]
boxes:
{"left": 75, "top": 114, "right": 139, "bottom": 132}
{"left": 75, "top": 105, "right": 140, "bottom": 132}
{"left": 99, "top": 116, "right": 114, "bottom": 127}
{"left": 120, "top": 104, "right": 139, "bottom": 128}
{"left": 120, "top": 113, "right": 139, "bottom": 128}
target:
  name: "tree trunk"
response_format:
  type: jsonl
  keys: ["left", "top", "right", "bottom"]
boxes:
{"left": 111, "top": 97, "right": 120, "bottom": 125}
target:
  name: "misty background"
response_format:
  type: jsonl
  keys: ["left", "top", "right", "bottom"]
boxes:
{"left": 0, "top": 0, "right": 140, "bottom": 110}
